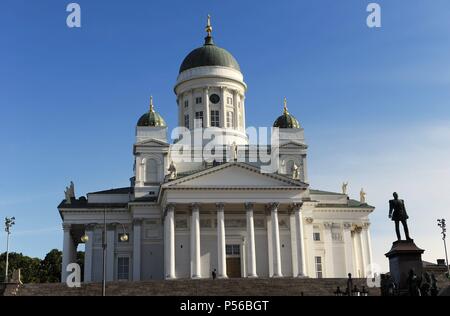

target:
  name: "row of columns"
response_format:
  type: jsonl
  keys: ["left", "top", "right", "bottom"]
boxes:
{"left": 351, "top": 223, "right": 372, "bottom": 278}
{"left": 63, "top": 220, "right": 144, "bottom": 284}
{"left": 178, "top": 87, "right": 245, "bottom": 130}
{"left": 163, "top": 202, "right": 306, "bottom": 279}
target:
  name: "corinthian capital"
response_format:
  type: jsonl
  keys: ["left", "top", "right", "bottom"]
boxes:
{"left": 267, "top": 202, "right": 279, "bottom": 212}
{"left": 244, "top": 202, "right": 254, "bottom": 212}
{"left": 323, "top": 222, "right": 333, "bottom": 229}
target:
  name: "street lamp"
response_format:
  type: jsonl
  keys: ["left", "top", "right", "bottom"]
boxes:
{"left": 4, "top": 217, "right": 16, "bottom": 283}
{"left": 79, "top": 209, "right": 129, "bottom": 296}
{"left": 437, "top": 219, "right": 450, "bottom": 279}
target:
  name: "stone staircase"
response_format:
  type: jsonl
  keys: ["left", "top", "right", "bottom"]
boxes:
{"left": 3, "top": 278, "right": 379, "bottom": 296}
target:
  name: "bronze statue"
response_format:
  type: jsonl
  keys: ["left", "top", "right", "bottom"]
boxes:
{"left": 389, "top": 192, "right": 411, "bottom": 241}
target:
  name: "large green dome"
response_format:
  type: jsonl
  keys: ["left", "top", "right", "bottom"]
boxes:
{"left": 137, "top": 97, "right": 166, "bottom": 127}
{"left": 179, "top": 16, "right": 241, "bottom": 74}
{"left": 179, "top": 38, "right": 241, "bottom": 74}
{"left": 273, "top": 98, "right": 301, "bottom": 129}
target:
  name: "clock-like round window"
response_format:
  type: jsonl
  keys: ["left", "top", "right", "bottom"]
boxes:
{"left": 209, "top": 94, "right": 220, "bottom": 104}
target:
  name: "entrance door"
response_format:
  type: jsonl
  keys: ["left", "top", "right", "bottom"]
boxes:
{"left": 226, "top": 244, "right": 241, "bottom": 278}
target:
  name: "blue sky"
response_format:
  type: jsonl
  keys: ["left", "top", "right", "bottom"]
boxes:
{"left": 1, "top": 0, "right": 450, "bottom": 271}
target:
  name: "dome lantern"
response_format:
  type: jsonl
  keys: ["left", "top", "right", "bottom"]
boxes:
{"left": 178, "top": 15, "right": 241, "bottom": 74}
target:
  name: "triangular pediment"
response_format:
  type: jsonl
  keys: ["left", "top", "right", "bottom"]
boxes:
{"left": 280, "top": 141, "right": 308, "bottom": 149}
{"left": 135, "top": 138, "right": 169, "bottom": 147}
{"left": 163, "top": 162, "right": 308, "bottom": 189}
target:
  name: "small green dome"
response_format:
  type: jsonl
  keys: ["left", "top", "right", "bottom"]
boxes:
{"left": 179, "top": 16, "right": 240, "bottom": 74}
{"left": 137, "top": 97, "right": 166, "bottom": 127}
{"left": 273, "top": 98, "right": 301, "bottom": 129}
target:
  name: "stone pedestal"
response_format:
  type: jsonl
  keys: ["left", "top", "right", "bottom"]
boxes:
{"left": 385, "top": 240, "right": 424, "bottom": 292}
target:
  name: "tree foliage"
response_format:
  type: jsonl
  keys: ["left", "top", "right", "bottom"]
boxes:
{"left": 1, "top": 249, "right": 84, "bottom": 283}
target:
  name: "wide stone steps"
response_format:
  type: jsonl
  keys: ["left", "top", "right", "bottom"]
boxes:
{"left": 4, "top": 278, "right": 379, "bottom": 296}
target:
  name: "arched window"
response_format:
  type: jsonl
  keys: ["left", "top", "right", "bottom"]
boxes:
{"left": 145, "top": 159, "right": 158, "bottom": 183}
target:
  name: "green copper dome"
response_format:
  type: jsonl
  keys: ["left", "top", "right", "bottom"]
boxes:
{"left": 137, "top": 97, "right": 166, "bottom": 127}
{"left": 179, "top": 16, "right": 240, "bottom": 74}
{"left": 273, "top": 98, "right": 301, "bottom": 129}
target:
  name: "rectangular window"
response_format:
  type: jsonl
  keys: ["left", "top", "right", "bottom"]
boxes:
{"left": 226, "top": 244, "right": 240, "bottom": 256}
{"left": 210, "top": 110, "right": 220, "bottom": 127}
{"left": 315, "top": 256, "right": 323, "bottom": 279}
{"left": 195, "top": 111, "right": 203, "bottom": 128}
{"left": 117, "top": 257, "right": 130, "bottom": 280}
{"left": 313, "top": 232, "right": 321, "bottom": 241}
{"left": 195, "top": 97, "right": 202, "bottom": 104}
{"left": 184, "top": 100, "right": 189, "bottom": 108}
{"left": 227, "top": 97, "right": 233, "bottom": 105}
{"left": 184, "top": 114, "right": 190, "bottom": 129}
{"left": 226, "top": 111, "right": 233, "bottom": 128}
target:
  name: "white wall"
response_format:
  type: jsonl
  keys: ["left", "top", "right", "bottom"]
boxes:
{"left": 141, "top": 243, "right": 164, "bottom": 280}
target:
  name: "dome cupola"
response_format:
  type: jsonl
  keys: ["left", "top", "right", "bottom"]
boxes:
{"left": 273, "top": 98, "right": 301, "bottom": 129}
{"left": 137, "top": 96, "right": 166, "bottom": 127}
{"left": 179, "top": 15, "right": 241, "bottom": 74}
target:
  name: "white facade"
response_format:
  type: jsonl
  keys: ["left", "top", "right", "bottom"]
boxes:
{"left": 58, "top": 21, "right": 374, "bottom": 283}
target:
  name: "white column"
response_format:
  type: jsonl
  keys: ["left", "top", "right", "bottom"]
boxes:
{"left": 360, "top": 223, "right": 371, "bottom": 277}
{"left": 304, "top": 217, "right": 315, "bottom": 277}
{"left": 164, "top": 205, "right": 176, "bottom": 279}
{"left": 106, "top": 226, "right": 115, "bottom": 282}
{"left": 177, "top": 97, "right": 183, "bottom": 128}
{"left": 353, "top": 226, "right": 363, "bottom": 277}
{"left": 294, "top": 203, "right": 306, "bottom": 277}
{"left": 190, "top": 203, "right": 201, "bottom": 278}
{"left": 270, "top": 203, "right": 282, "bottom": 277}
{"left": 364, "top": 223, "right": 373, "bottom": 277}
{"left": 83, "top": 226, "right": 94, "bottom": 283}
{"left": 323, "top": 222, "right": 335, "bottom": 278}
{"left": 289, "top": 211, "right": 298, "bottom": 277}
{"left": 204, "top": 87, "right": 210, "bottom": 127}
{"left": 189, "top": 90, "right": 195, "bottom": 129}
{"left": 221, "top": 87, "right": 227, "bottom": 128}
{"left": 133, "top": 219, "right": 142, "bottom": 281}
{"left": 216, "top": 203, "right": 227, "bottom": 278}
{"left": 233, "top": 90, "right": 238, "bottom": 129}
{"left": 61, "top": 224, "right": 76, "bottom": 283}
{"left": 245, "top": 203, "right": 258, "bottom": 277}
{"left": 342, "top": 223, "right": 355, "bottom": 277}
{"left": 266, "top": 210, "right": 273, "bottom": 277}
{"left": 241, "top": 94, "right": 246, "bottom": 131}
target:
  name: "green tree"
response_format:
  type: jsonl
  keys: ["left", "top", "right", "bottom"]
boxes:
{"left": 39, "top": 249, "right": 62, "bottom": 283}
{"left": 39, "top": 249, "right": 84, "bottom": 283}
{"left": 1, "top": 249, "right": 85, "bottom": 284}
{"left": 0, "top": 252, "right": 41, "bottom": 283}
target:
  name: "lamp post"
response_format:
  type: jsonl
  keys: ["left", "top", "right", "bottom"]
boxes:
{"left": 80, "top": 208, "right": 128, "bottom": 296}
{"left": 4, "top": 217, "right": 16, "bottom": 283}
{"left": 437, "top": 219, "right": 450, "bottom": 278}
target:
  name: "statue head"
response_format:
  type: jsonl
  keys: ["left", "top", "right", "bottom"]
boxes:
{"left": 393, "top": 192, "right": 399, "bottom": 200}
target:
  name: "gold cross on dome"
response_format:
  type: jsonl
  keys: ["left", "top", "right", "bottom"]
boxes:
{"left": 283, "top": 97, "right": 289, "bottom": 114}
{"left": 206, "top": 14, "right": 213, "bottom": 36}
{"left": 150, "top": 96, "right": 154, "bottom": 112}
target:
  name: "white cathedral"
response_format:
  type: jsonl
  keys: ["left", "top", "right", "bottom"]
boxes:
{"left": 58, "top": 17, "right": 374, "bottom": 283}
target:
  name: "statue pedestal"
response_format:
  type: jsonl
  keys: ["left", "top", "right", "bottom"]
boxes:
{"left": 385, "top": 240, "right": 424, "bottom": 293}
